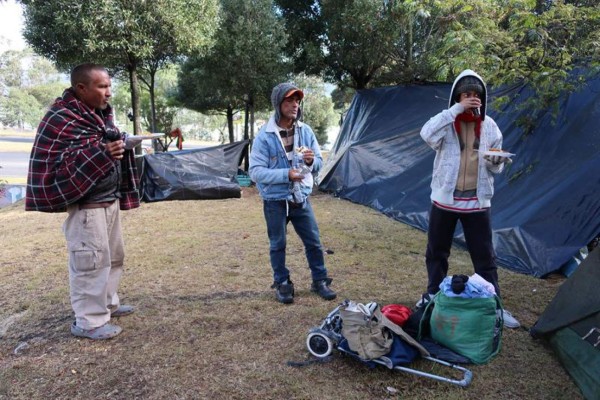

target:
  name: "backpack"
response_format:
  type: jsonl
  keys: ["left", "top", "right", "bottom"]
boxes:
{"left": 340, "top": 301, "right": 428, "bottom": 361}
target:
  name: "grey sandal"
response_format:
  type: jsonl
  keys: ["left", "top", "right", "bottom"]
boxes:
{"left": 111, "top": 305, "right": 134, "bottom": 317}
{"left": 71, "top": 322, "right": 122, "bottom": 340}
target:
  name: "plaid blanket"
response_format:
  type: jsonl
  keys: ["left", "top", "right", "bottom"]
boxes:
{"left": 26, "top": 89, "right": 140, "bottom": 212}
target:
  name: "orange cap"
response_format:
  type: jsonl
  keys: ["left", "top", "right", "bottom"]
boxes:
{"left": 284, "top": 88, "right": 304, "bottom": 100}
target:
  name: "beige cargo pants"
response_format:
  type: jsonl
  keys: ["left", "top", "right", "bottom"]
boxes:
{"left": 63, "top": 201, "right": 124, "bottom": 329}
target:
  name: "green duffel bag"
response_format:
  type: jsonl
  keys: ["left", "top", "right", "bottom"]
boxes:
{"left": 424, "top": 292, "right": 503, "bottom": 365}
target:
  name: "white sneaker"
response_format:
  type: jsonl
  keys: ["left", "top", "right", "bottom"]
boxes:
{"left": 500, "top": 309, "right": 520, "bottom": 329}
{"left": 415, "top": 293, "right": 435, "bottom": 308}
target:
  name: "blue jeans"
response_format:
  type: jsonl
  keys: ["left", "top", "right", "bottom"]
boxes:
{"left": 263, "top": 199, "right": 328, "bottom": 284}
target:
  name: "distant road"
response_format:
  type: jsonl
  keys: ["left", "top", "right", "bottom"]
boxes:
{"left": 0, "top": 136, "right": 208, "bottom": 182}
{"left": 0, "top": 136, "right": 33, "bottom": 182}
{"left": 0, "top": 136, "right": 34, "bottom": 144}
{"left": 0, "top": 151, "right": 28, "bottom": 180}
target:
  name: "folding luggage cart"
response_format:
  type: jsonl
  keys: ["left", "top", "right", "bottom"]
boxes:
{"left": 306, "top": 303, "right": 473, "bottom": 387}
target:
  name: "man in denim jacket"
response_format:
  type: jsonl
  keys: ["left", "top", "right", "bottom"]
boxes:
{"left": 249, "top": 82, "right": 336, "bottom": 304}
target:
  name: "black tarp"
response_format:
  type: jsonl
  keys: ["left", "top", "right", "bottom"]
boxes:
{"left": 318, "top": 75, "right": 600, "bottom": 277}
{"left": 141, "top": 140, "right": 248, "bottom": 202}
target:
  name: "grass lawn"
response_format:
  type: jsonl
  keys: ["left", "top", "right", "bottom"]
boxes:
{"left": 0, "top": 187, "right": 582, "bottom": 399}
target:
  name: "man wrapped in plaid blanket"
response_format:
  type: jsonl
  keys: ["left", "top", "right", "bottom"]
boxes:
{"left": 26, "top": 63, "right": 140, "bottom": 340}
{"left": 25, "top": 85, "right": 139, "bottom": 212}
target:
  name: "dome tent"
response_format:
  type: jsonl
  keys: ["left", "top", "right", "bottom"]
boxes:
{"left": 318, "top": 73, "right": 600, "bottom": 277}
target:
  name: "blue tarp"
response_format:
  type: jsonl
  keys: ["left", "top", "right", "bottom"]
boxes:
{"left": 0, "top": 184, "right": 26, "bottom": 209}
{"left": 318, "top": 75, "right": 600, "bottom": 277}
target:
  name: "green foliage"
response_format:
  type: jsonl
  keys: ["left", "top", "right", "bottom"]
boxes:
{"left": 0, "top": 50, "right": 26, "bottom": 87}
{"left": 0, "top": 87, "right": 43, "bottom": 128}
{"left": 21, "top": 0, "right": 219, "bottom": 70}
{"left": 320, "top": 0, "right": 400, "bottom": 89}
{"left": 274, "top": 0, "right": 326, "bottom": 75}
{"left": 330, "top": 86, "right": 355, "bottom": 110}
{"left": 108, "top": 80, "right": 136, "bottom": 133}
{"left": 0, "top": 48, "right": 65, "bottom": 129}
{"left": 178, "top": 0, "right": 290, "bottom": 140}
{"left": 377, "top": 0, "right": 508, "bottom": 84}
{"left": 141, "top": 95, "right": 178, "bottom": 135}
{"left": 213, "top": 0, "right": 289, "bottom": 108}
{"left": 112, "top": 68, "right": 228, "bottom": 141}
{"left": 110, "top": 73, "right": 179, "bottom": 135}
{"left": 277, "top": 0, "right": 599, "bottom": 126}
{"left": 172, "top": 110, "right": 226, "bottom": 141}
{"left": 15, "top": 0, "right": 600, "bottom": 137}
{"left": 293, "top": 74, "right": 337, "bottom": 146}
{"left": 21, "top": 0, "right": 220, "bottom": 135}
{"left": 27, "top": 81, "right": 67, "bottom": 108}
{"left": 481, "top": 1, "right": 600, "bottom": 125}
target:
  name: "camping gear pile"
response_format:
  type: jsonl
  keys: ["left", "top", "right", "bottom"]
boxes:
{"left": 306, "top": 300, "right": 473, "bottom": 387}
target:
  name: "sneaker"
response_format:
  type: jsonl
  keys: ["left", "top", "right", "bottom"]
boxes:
{"left": 310, "top": 278, "right": 337, "bottom": 301}
{"left": 415, "top": 293, "right": 435, "bottom": 308}
{"left": 71, "top": 322, "right": 122, "bottom": 340}
{"left": 500, "top": 309, "right": 520, "bottom": 329}
{"left": 271, "top": 280, "right": 294, "bottom": 304}
{"left": 111, "top": 305, "right": 134, "bottom": 317}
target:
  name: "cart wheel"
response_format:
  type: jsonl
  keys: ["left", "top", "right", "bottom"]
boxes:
{"left": 306, "top": 332, "right": 333, "bottom": 358}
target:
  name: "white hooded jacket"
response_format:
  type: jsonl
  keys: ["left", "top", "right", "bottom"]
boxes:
{"left": 420, "top": 69, "right": 505, "bottom": 208}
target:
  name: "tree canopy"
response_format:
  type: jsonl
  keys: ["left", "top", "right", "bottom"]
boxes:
{"left": 20, "top": 0, "right": 219, "bottom": 135}
{"left": 0, "top": 48, "right": 64, "bottom": 129}
{"left": 177, "top": 0, "right": 289, "bottom": 142}
{"left": 275, "top": 0, "right": 600, "bottom": 129}
{"left": 277, "top": 0, "right": 600, "bottom": 91}
{"left": 5, "top": 0, "right": 599, "bottom": 145}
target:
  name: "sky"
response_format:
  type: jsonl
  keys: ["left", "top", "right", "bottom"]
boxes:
{"left": 0, "top": 0, "right": 26, "bottom": 53}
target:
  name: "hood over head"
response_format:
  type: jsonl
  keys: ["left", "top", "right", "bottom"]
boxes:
{"left": 271, "top": 82, "right": 304, "bottom": 124}
{"left": 449, "top": 69, "right": 488, "bottom": 120}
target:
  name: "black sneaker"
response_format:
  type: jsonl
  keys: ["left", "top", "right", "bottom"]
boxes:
{"left": 311, "top": 278, "right": 337, "bottom": 301}
{"left": 271, "top": 280, "right": 294, "bottom": 304}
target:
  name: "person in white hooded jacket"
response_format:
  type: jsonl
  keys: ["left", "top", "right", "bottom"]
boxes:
{"left": 417, "top": 69, "right": 520, "bottom": 329}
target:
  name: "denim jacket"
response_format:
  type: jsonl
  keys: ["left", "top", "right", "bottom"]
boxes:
{"left": 249, "top": 116, "right": 323, "bottom": 201}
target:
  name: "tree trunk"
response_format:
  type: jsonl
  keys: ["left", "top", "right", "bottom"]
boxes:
{"left": 149, "top": 70, "right": 157, "bottom": 133}
{"left": 227, "top": 105, "right": 234, "bottom": 143}
{"left": 243, "top": 99, "right": 249, "bottom": 171}
{"left": 249, "top": 93, "right": 255, "bottom": 142}
{"left": 406, "top": 17, "right": 413, "bottom": 66}
{"left": 128, "top": 62, "right": 142, "bottom": 155}
{"left": 354, "top": 69, "right": 369, "bottom": 90}
{"left": 243, "top": 100, "right": 249, "bottom": 141}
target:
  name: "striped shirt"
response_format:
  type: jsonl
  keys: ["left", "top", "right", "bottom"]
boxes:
{"left": 433, "top": 189, "right": 487, "bottom": 213}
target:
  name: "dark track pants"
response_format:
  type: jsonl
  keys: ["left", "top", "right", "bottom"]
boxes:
{"left": 425, "top": 204, "right": 500, "bottom": 296}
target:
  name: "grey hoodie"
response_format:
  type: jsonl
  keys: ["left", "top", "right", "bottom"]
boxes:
{"left": 271, "top": 82, "right": 303, "bottom": 124}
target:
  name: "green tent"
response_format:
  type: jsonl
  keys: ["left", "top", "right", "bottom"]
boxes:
{"left": 530, "top": 247, "right": 600, "bottom": 400}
